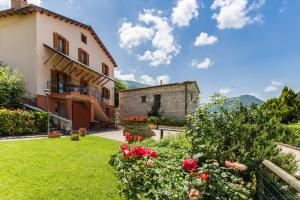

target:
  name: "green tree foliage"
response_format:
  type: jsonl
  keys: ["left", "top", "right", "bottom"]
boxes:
{"left": 185, "top": 94, "right": 297, "bottom": 177}
{"left": 114, "top": 79, "right": 128, "bottom": 108}
{"left": 261, "top": 87, "right": 300, "bottom": 124}
{"left": 0, "top": 64, "right": 26, "bottom": 108}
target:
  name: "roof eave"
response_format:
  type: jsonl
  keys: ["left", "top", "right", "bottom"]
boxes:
{"left": 0, "top": 5, "right": 118, "bottom": 68}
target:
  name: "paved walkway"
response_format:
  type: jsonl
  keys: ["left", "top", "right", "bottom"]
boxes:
{"left": 92, "top": 128, "right": 182, "bottom": 142}
{"left": 279, "top": 144, "right": 300, "bottom": 176}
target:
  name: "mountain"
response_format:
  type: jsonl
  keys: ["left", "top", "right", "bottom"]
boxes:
{"left": 226, "top": 95, "right": 264, "bottom": 107}
{"left": 123, "top": 80, "right": 149, "bottom": 90}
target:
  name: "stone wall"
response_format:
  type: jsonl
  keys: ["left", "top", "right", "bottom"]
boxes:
{"left": 119, "top": 82, "right": 199, "bottom": 120}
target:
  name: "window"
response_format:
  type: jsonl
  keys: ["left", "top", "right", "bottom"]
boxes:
{"left": 102, "top": 63, "right": 109, "bottom": 76}
{"left": 81, "top": 33, "right": 87, "bottom": 44}
{"left": 141, "top": 96, "right": 146, "bottom": 103}
{"left": 78, "top": 48, "right": 89, "bottom": 65}
{"left": 53, "top": 32, "right": 69, "bottom": 55}
{"left": 105, "top": 108, "right": 110, "bottom": 117}
{"left": 102, "top": 87, "right": 110, "bottom": 99}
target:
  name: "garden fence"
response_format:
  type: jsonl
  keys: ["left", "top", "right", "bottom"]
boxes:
{"left": 255, "top": 160, "right": 300, "bottom": 200}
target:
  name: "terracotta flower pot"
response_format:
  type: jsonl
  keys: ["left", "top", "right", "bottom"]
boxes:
{"left": 149, "top": 123, "right": 156, "bottom": 129}
{"left": 48, "top": 131, "right": 61, "bottom": 138}
{"left": 78, "top": 128, "right": 87, "bottom": 136}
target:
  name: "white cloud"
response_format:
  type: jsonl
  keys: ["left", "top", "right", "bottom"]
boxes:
{"left": 156, "top": 75, "right": 170, "bottom": 85}
{"left": 264, "top": 80, "right": 283, "bottom": 92}
{"left": 194, "top": 32, "right": 218, "bottom": 47}
{"left": 115, "top": 69, "right": 170, "bottom": 86}
{"left": 140, "top": 74, "right": 170, "bottom": 85}
{"left": 271, "top": 80, "right": 283, "bottom": 86}
{"left": 0, "top": 0, "right": 42, "bottom": 10}
{"left": 138, "top": 10, "right": 180, "bottom": 66}
{"left": 211, "top": 0, "right": 265, "bottom": 29}
{"left": 141, "top": 74, "right": 156, "bottom": 85}
{"left": 28, "top": 0, "right": 42, "bottom": 5}
{"left": 219, "top": 87, "right": 233, "bottom": 94}
{"left": 115, "top": 69, "right": 136, "bottom": 81}
{"left": 118, "top": 22, "right": 154, "bottom": 49}
{"left": 171, "top": 0, "right": 199, "bottom": 27}
{"left": 192, "top": 58, "right": 213, "bottom": 69}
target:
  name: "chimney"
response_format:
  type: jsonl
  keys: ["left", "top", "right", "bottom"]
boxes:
{"left": 11, "top": 0, "right": 28, "bottom": 9}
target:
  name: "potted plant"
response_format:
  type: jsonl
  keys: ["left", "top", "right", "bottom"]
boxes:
{"left": 78, "top": 128, "right": 87, "bottom": 137}
{"left": 71, "top": 133, "right": 80, "bottom": 141}
{"left": 148, "top": 116, "right": 160, "bottom": 129}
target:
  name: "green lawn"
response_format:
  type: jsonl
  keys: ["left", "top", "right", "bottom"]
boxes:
{"left": 0, "top": 136, "right": 121, "bottom": 200}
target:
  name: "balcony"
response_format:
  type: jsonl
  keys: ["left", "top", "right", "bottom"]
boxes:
{"left": 47, "top": 81, "right": 109, "bottom": 105}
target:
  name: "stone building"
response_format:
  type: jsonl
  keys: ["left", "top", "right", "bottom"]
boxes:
{"left": 119, "top": 81, "right": 200, "bottom": 120}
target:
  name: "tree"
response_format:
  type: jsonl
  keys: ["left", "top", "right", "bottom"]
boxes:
{"left": 0, "top": 64, "right": 26, "bottom": 108}
{"left": 185, "top": 94, "right": 297, "bottom": 177}
{"left": 114, "top": 79, "right": 128, "bottom": 108}
{"left": 261, "top": 87, "right": 300, "bottom": 124}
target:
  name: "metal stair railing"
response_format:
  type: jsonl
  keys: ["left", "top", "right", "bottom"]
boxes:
{"left": 23, "top": 103, "right": 72, "bottom": 133}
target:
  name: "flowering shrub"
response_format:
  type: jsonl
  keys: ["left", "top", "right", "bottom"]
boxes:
{"left": 110, "top": 138, "right": 253, "bottom": 199}
{"left": 123, "top": 116, "right": 155, "bottom": 138}
{"left": 0, "top": 109, "right": 48, "bottom": 136}
{"left": 123, "top": 115, "right": 148, "bottom": 122}
{"left": 124, "top": 132, "right": 144, "bottom": 143}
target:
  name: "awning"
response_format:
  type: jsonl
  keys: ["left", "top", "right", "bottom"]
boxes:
{"left": 43, "top": 44, "right": 115, "bottom": 86}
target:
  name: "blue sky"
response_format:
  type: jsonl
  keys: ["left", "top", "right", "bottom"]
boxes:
{"left": 1, "top": 0, "right": 299, "bottom": 102}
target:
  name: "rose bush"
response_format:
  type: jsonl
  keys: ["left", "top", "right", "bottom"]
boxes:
{"left": 110, "top": 136, "right": 253, "bottom": 199}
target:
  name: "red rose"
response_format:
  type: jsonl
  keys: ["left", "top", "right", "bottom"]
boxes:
{"left": 124, "top": 132, "right": 131, "bottom": 137}
{"left": 182, "top": 159, "right": 198, "bottom": 172}
{"left": 120, "top": 144, "right": 129, "bottom": 152}
{"left": 136, "top": 136, "right": 144, "bottom": 142}
{"left": 198, "top": 173, "right": 209, "bottom": 180}
{"left": 123, "top": 150, "right": 131, "bottom": 158}
{"left": 126, "top": 135, "right": 133, "bottom": 142}
{"left": 144, "top": 148, "right": 158, "bottom": 158}
{"left": 131, "top": 146, "right": 146, "bottom": 157}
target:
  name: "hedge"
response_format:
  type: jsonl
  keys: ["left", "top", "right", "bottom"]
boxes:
{"left": 0, "top": 109, "right": 48, "bottom": 137}
{"left": 276, "top": 123, "right": 300, "bottom": 147}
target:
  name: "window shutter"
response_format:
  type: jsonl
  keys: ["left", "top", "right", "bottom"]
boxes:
{"left": 53, "top": 32, "right": 58, "bottom": 49}
{"left": 78, "top": 48, "right": 81, "bottom": 62}
{"left": 65, "top": 39, "right": 69, "bottom": 55}
{"left": 102, "top": 88, "right": 105, "bottom": 98}
{"left": 106, "top": 65, "right": 109, "bottom": 76}
{"left": 107, "top": 89, "right": 110, "bottom": 99}
{"left": 102, "top": 64, "right": 105, "bottom": 74}
{"left": 86, "top": 53, "right": 89, "bottom": 66}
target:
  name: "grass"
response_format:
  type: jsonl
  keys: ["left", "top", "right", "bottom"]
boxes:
{"left": 0, "top": 136, "right": 121, "bottom": 200}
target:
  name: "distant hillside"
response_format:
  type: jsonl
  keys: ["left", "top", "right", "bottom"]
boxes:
{"left": 211, "top": 95, "right": 264, "bottom": 111}
{"left": 226, "top": 95, "right": 264, "bottom": 107}
{"left": 123, "top": 80, "right": 149, "bottom": 90}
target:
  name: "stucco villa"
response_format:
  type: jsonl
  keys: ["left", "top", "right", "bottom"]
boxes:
{"left": 119, "top": 81, "right": 200, "bottom": 120}
{"left": 0, "top": 0, "right": 117, "bottom": 129}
